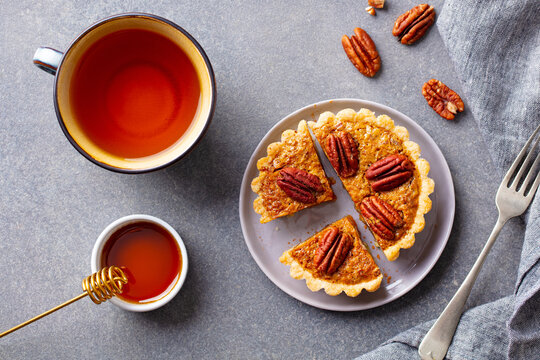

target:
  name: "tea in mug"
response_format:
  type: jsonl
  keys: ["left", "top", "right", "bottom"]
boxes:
{"left": 70, "top": 28, "right": 201, "bottom": 159}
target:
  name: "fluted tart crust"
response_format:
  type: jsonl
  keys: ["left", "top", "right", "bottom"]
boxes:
{"left": 251, "top": 120, "right": 335, "bottom": 223}
{"left": 309, "top": 109, "right": 434, "bottom": 261}
{"left": 280, "top": 215, "right": 382, "bottom": 297}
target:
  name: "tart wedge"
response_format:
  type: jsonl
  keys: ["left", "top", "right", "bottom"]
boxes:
{"left": 309, "top": 109, "right": 434, "bottom": 261}
{"left": 252, "top": 120, "right": 335, "bottom": 223}
{"left": 280, "top": 215, "right": 382, "bottom": 297}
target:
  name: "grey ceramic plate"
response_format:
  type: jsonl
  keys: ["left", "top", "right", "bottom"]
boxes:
{"left": 239, "top": 99, "right": 455, "bottom": 311}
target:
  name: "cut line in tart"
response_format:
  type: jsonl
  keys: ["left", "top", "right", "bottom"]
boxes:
{"left": 309, "top": 109, "right": 434, "bottom": 261}
{"left": 279, "top": 215, "right": 382, "bottom": 297}
{"left": 251, "top": 120, "right": 335, "bottom": 224}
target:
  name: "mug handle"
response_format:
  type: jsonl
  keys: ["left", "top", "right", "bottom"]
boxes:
{"left": 33, "top": 47, "right": 63, "bottom": 75}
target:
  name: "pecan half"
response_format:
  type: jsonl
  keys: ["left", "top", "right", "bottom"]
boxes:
{"left": 360, "top": 196, "right": 403, "bottom": 240}
{"left": 277, "top": 167, "right": 323, "bottom": 204}
{"left": 393, "top": 4, "right": 436, "bottom": 45}
{"left": 325, "top": 132, "right": 359, "bottom": 178}
{"left": 422, "top": 79, "right": 464, "bottom": 120}
{"left": 342, "top": 28, "right": 381, "bottom": 77}
{"left": 368, "top": 0, "right": 384, "bottom": 9}
{"left": 314, "top": 227, "right": 353, "bottom": 274}
{"left": 365, "top": 154, "right": 414, "bottom": 192}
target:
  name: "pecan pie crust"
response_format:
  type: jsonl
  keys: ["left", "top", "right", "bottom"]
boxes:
{"left": 279, "top": 216, "right": 382, "bottom": 297}
{"left": 309, "top": 109, "right": 434, "bottom": 261}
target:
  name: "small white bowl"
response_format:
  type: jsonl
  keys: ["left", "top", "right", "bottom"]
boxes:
{"left": 91, "top": 214, "right": 188, "bottom": 312}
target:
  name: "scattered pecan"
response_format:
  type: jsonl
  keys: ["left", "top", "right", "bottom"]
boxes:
{"left": 365, "top": 6, "right": 376, "bottom": 16}
{"left": 360, "top": 196, "right": 403, "bottom": 240}
{"left": 368, "top": 0, "right": 384, "bottom": 9}
{"left": 325, "top": 132, "right": 359, "bottom": 178}
{"left": 277, "top": 167, "right": 323, "bottom": 204}
{"left": 365, "top": 154, "right": 414, "bottom": 192}
{"left": 392, "top": 4, "right": 436, "bottom": 45}
{"left": 314, "top": 227, "right": 353, "bottom": 274}
{"left": 422, "top": 79, "right": 464, "bottom": 120}
{"left": 342, "top": 28, "right": 381, "bottom": 77}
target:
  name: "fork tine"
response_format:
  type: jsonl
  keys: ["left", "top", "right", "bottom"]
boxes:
{"left": 520, "top": 151, "right": 540, "bottom": 195}
{"left": 511, "top": 131, "right": 540, "bottom": 189}
{"left": 525, "top": 169, "right": 540, "bottom": 200}
{"left": 503, "top": 123, "right": 540, "bottom": 188}
{"left": 527, "top": 168, "right": 540, "bottom": 197}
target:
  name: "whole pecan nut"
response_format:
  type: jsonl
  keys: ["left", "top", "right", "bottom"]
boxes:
{"left": 359, "top": 196, "right": 403, "bottom": 240}
{"left": 314, "top": 227, "right": 352, "bottom": 274}
{"left": 422, "top": 79, "right": 464, "bottom": 120}
{"left": 393, "top": 4, "right": 435, "bottom": 45}
{"left": 277, "top": 167, "right": 323, "bottom": 204}
{"left": 325, "top": 132, "right": 359, "bottom": 178}
{"left": 365, "top": 154, "right": 414, "bottom": 192}
{"left": 342, "top": 28, "right": 381, "bottom": 77}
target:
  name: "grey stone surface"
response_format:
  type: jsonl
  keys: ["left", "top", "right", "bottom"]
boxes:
{"left": 0, "top": 1, "right": 524, "bottom": 359}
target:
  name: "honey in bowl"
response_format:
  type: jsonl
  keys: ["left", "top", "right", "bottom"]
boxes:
{"left": 70, "top": 28, "right": 201, "bottom": 159}
{"left": 100, "top": 221, "right": 182, "bottom": 304}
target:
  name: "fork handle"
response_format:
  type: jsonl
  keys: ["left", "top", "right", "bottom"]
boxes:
{"left": 418, "top": 216, "right": 507, "bottom": 360}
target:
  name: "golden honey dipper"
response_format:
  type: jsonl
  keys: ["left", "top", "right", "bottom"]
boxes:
{"left": 0, "top": 266, "right": 128, "bottom": 338}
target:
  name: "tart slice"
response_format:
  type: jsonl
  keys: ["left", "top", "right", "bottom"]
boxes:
{"left": 252, "top": 120, "right": 335, "bottom": 223}
{"left": 309, "top": 109, "right": 434, "bottom": 261}
{"left": 279, "top": 215, "right": 382, "bottom": 297}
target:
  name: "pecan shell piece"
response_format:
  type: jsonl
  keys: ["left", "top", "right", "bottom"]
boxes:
{"left": 360, "top": 196, "right": 403, "bottom": 241}
{"left": 422, "top": 79, "right": 464, "bottom": 120}
{"left": 325, "top": 132, "right": 359, "bottom": 178}
{"left": 365, "top": 154, "right": 414, "bottom": 192}
{"left": 341, "top": 28, "right": 381, "bottom": 77}
{"left": 277, "top": 167, "right": 323, "bottom": 204}
{"left": 314, "top": 227, "right": 352, "bottom": 274}
{"left": 368, "top": 0, "right": 384, "bottom": 9}
{"left": 393, "top": 4, "right": 436, "bottom": 45}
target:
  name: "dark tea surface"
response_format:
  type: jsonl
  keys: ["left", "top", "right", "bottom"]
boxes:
{"left": 70, "top": 28, "right": 201, "bottom": 158}
{"left": 101, "top": 221, "right": 182, "bottom": 303}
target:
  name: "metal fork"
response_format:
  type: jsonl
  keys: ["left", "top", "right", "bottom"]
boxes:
{"left": 418, "top": 123, "right": 540, "bottom": 360}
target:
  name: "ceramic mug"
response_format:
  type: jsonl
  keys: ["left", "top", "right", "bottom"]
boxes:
{"left": 34, "top": 13, "right": 216, "bottom": 173}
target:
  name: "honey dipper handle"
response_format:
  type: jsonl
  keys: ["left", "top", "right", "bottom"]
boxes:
{"left": 0, "top": 293, "right": 88, "bottom": 339}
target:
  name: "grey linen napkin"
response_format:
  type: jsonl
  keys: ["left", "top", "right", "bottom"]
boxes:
{"left": 356, "top": 1, "right": 540, "bottom": 359}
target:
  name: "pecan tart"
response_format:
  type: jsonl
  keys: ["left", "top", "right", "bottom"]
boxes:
{"left": 309, "top": 109, "right": 434, "bottom": 261}
{"left": 279, "top": 215, "right": 382, "bottom": 296}
{"left": 251, "top": 120, "right": 335, "bottom": 223}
